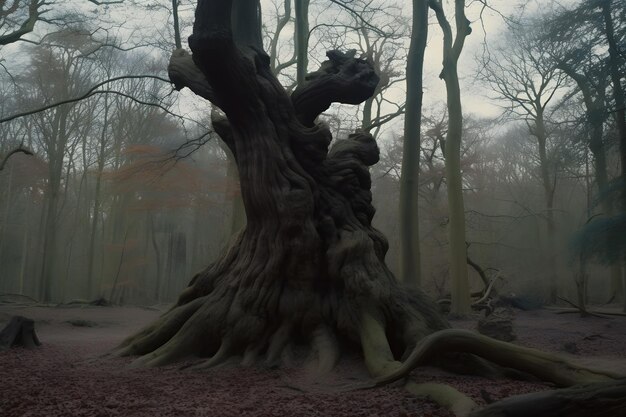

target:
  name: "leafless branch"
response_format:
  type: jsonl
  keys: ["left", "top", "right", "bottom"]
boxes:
{"left": 0, "top": 75, "right": 172, "bottom": 124}
{"left": 0, "top": 147, "right": 34, "bottom": 171}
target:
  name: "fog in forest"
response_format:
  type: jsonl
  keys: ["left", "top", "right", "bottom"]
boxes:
{"left": 1, "top": 1, "right": 626, "bottom": 416}
{"left": 1, "top": 0, "right": 623, "bottom": 308}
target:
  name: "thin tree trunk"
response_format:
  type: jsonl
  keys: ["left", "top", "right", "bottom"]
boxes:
{"left": 591, "top": 120, "right": 623, "bottom": 302}
{"left": 0, "top": 162, "right": 14, "bottom": 283}
{"left": 399, "top": 0, "right": 428, "bottom": 287}
{"left": 110, "top": 227, "right": 130, "bottom": 304}
{"left": 601, "top": 1, "right": 626, "bottom": 205}
{"left": 62, "top": 166, "right": 88, "bottom": 302}
{"left": 87, "top": 96, "right": 109, "bottom": 298}
{"left": 19, "top": 191, "right": 31, "bottom": 295}
{"left": 172, "top": 0, "right": 182, "bottom": 49}
{"left": 150, "top": 213, "right": 162, "bottom": 302}
{"left": 294, "top": 0, "right": 310, "bottom": 87}
{"left": 535, "top": 112, "right": 558, "bottom": 304}
{"left": 430, "top": 0, "right": 472, "bottom": 315}
{"left": 444, "top": 68, "right": 470, "bottom": 315}
{"left": 40, "top": 107, "right": 69, "bottom": 302}
{"left": 362, "top": 97, "right": 373, "bottom": 130}
{"left": 600, "top": 0, "right": 626, "bottom": 312}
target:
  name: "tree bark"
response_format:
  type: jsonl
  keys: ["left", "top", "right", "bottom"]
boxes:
{"left": 399, "top": 0, "right": 428, "bottom": 288}
{"left": 172, "top": 0, "right": 182, "bottom": 49}
{"left": 601, "top": 1, "right": 626, "bottom": 210}
{"left": 431, "top": 0, "right": 472, "bottom": 315}
{"left": 534, "top": 110, "right": 559, "bottom": 304}
{"left": 118, "top": 0, "right": 449, "bottom": 370}
{"left": 86, "top": 95, "right": 109, "bottom": 299}
{"left": 294, "top": 0, "right": 310, "bottom": 87}
{"left": 40, "top": 106, "right": 70, "bottom": 302}
{"left": 116, "top": 6, "right": 625, "bottom": 417}
{"left": 600, "top": 0, "right": 626, "bottom": 312}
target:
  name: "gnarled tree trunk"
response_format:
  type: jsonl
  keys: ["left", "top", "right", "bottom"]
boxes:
{"left": 118, "top": 0, "right": 447, "bottom": 370}
{"left": 117, "top": 2, "right": 623, "bottom": 415}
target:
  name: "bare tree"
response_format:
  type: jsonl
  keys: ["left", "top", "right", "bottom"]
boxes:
{"left": 428, "top": 0, "right": 472, "bottom": 314}
{"left": 477, "top": 22, "right": 567, "bottom": 303}
{"left": 0, "top": 0, "right": 48, "bottom": 46}
{"left": 399, "top": 0, "right": 428, "bottom": 288}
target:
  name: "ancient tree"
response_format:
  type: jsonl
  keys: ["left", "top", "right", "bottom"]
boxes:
{"left": 117, "top": 1, "right": 624, "bottom": 415}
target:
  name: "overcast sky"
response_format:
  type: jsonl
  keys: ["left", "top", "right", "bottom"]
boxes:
{"left": 1, "top": 0, "right": 556, "bottom": 141}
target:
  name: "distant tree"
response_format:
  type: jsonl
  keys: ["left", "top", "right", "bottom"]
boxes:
{"left": 477, "top": 22, "right": 567, "bottom": 303}
{"left": 428, "top": 0, "right": 472, "bottom": 314}
{"left": 19, "top": 31, "right": 103, "bottom": 301}
{"left": 543, "top": 0, "right": 625, "bottom": 307}
{"left": 0, "top": 0, "right": 48, "bottom": 46}
{"left": 543, "top": 16, "right": 623, "bottom": 302}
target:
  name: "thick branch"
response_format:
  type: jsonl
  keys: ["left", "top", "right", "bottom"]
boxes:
{"left": 466, "top": 254, "right": 490, "bottom": 288}
{"left": 188, "top": 0, "right": 264, "bottom": 122}
{"left": 0, "top": 75, "right": 172, "bottom": 124}
{"left": 168, "top": 49, "right": 220, "bottom": 105}
{"left": 291, "top": 50, "right": 379, "bottom": 126}
{"left": 0, "top": 0, "right": 45, "bottom": 46}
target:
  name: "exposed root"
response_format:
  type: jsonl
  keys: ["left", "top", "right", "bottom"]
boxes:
{"left": 129, "top": 335, "right": 190, "bottom": 368}
{"left": 550, "top": 307, "right": 626, "bottom": 317}
{"left": 406, "top": 381, "right": 477, "bottom": 417}
{"left": 359, "top": 308, "right": 478, "bottom": 416}
{"left": 113, "top": 296, "right": 207, "bottom": 357}
{"left": 359, "top": 308, "right": 402, "bottom": 376}
{"left": 375, "top": 329, "right": 621, "bottom": 388}
{"left": 190, "top": 337, "right": 233, "bottom": 370}
{"left": 309, "top": 324, "right": 340, "bottom": 373}
{"left": 469, "top": 378, "right": 626, "bottom": 417}
{"left": 265, "top": 322, "right": 293, "bottom": 367}
{"left": 241, "top": 341, "right": 263, "bottom": 367}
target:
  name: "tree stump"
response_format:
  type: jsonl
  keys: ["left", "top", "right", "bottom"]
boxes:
{"left": 0, "top": 316, "right": 41, "bottom": 350}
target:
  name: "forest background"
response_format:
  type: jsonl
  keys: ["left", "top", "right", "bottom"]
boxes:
{"left": 0, "top": 0, "right": 624, "bottom": 314}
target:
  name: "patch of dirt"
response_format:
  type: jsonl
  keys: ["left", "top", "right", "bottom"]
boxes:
{"left": 1, "top": 305, "right": 625, "bottom": 416}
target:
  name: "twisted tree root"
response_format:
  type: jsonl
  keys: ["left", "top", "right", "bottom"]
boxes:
{"left": 113, "top": 295, "right": 207, "bottom": 357}
{"left": 375, "top": 329, "right": 620, "bottom": 388}
{"left": 469, "top": 378, "right": 626, "bottom": 417}
{"left": 113, "top": 299, "right": 622, "bottom": 417}
{"left": 357, "top": 307, "right": 624, "bottom": 417}
{"left": 359, "top": 308, "right": 478, "bottom": 416}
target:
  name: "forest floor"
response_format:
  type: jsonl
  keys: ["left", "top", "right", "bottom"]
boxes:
{"left": 1, "top": 302, "right": 626, "bottom": 417}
